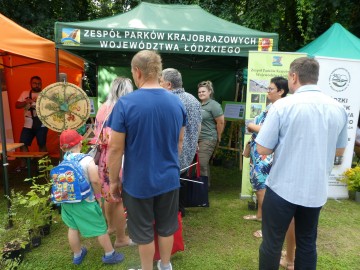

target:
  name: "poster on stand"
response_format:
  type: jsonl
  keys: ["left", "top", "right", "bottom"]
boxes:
{"left": 241, "top": 51, "right": 306, "bottom": 198}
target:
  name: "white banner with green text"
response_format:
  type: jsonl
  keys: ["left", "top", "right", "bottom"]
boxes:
{"left": 315, "top": 56, "right": 360, "bottom": 199}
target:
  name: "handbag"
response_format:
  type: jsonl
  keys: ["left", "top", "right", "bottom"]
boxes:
{"left": 242, "top": 140, "right": 251, "bottom": 158}
{"left": 185, "top": 175, "right": 209, "bottom": 207}
{"left": 183, "top": 153, "right": 209, "bottom": 207}
{"left": 153, "top": 212, "right": 184, "bottom": 260}
{"left": 87, "top": 111, "right": 111, "bottom": 165}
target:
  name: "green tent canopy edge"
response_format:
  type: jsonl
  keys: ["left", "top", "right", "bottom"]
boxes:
{"left": 54, "top": 2, "right": 279, "bottom": 66}
{"left": 298, "top": 23, "right": 360, "bottom": 60}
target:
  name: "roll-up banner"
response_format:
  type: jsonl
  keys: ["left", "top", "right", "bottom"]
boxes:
{"left": 241, "top": 51, "right": 306, "bottom": 198}
{"left": 315, "top": 56, "right": 360, "bottom": 199}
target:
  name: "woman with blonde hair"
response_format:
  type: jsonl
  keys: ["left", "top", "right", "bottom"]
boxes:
{"left": 94, "top": 76, "right": 135, "bottom": 247}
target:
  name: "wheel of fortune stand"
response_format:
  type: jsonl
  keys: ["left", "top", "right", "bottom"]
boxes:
{"left": 36, "top": 82, "right": 90, "bottom": 132}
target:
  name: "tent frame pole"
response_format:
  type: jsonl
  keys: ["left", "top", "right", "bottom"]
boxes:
{"left": 56, "top": 48, "right": 59, "bottom": 82}
{"left": 0, "top": 76, "right": 13, "bottom": 227}
{"left": 55, "top": 48, "right": 64, "bottom": 160}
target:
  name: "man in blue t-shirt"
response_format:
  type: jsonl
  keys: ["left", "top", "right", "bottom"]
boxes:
{"left": 107, "top": 50, "right": 186, "bottom": 270}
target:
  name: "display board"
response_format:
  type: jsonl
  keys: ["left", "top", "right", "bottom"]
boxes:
{"left": 222, "top": 101, "right": 246, "bottom": 121}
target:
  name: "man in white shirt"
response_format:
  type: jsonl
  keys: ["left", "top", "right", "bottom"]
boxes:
{"left": 256, "top": 57, "right": 347, "bottom": 270}
{"left": 15, "top": 76, "right": 48, "bottom": 170}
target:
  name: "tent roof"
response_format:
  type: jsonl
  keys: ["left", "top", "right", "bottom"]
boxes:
{"left": 0, "top": 13, "right": 84, "bottom": 70}
{"left": 298, "top": 23, "right": 360, "bottom": 60}
{"left": 55, "top": 3, "right": 278, "bottom": 66}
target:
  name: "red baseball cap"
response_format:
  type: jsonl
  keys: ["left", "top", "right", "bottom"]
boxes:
{"left": 60, "top": 129, "right": 83, "bottom": 149}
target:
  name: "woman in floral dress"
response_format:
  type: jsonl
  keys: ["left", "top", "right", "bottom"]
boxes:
{"left": 244, "top": 77, "right": 289, "bottom": 225}
{"left": 94, "top": 77, "right": 134, "bottom": 247}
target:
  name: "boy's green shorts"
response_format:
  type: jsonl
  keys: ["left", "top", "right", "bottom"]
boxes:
{"left": 61, "top": 200, "right": 107, "bottom": 238}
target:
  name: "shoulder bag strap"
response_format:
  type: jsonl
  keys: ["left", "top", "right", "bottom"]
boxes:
{"left": 94, "top": 111, "right": 112, "bottom": 145}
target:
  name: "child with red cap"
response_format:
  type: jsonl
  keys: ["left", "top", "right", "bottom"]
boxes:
{"left": 59, "top": 129, "right": 125, "bottom": 265}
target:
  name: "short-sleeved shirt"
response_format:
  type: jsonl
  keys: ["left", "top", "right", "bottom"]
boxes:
{"left": 256, "top": 85, "right": 348, "bottom": 207}
{"left": 172, "top": 88, "right": 202, "bottom": 170}
{"left": 108, "top": 88, "right": 187, "bottom": 199}
{"left": 17, "top": 90, "right": 41, "bottom": 128}
{"left": 199, "top": 99, "right": 223, "bottom": 141}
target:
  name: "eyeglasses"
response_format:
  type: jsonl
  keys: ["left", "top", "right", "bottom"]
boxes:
{"left": 267, "top": 87, "right": 277, "bottom": 93}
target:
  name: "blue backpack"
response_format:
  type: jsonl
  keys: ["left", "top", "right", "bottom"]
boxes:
{"left": 50, "top": 153, "right": 92, "bottom": 204}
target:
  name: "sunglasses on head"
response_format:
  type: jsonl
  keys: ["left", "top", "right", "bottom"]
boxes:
{"left": 198, "top": 81, "right": 211, "bottom": 87}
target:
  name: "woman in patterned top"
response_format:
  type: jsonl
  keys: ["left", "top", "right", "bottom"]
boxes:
{"left": 243, "top": 78, "right": 288, "bottom": 219}
{"left": 243, "top": 76, "right": 295, "bottom": 269}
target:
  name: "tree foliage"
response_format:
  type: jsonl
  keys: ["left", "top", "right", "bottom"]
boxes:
{"left": 238, "top": 0, "right": 360, "bottom": 51}
{"left": 1, "top": 0, "right": 359, "bottom": 51}
{"left": 0, "top": 0, "right": 136, "bottom": 40}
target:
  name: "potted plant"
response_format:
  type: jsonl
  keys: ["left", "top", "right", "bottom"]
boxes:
{"left": 1, "top": 229, "right": 29, "bottom": 262}
{"left": 22, "top": 179, "right": 53, "bottom": 243}
{"left": 0, "top": 238, "right": 25, "bottom": 269}
{"left": 37, "top": 156, "right": 58, "bottom": 218}
{"left": 1, "top": 192, "right": 31, "bottom": 267}
{"left": 247, "top": 187, "right": 258, "bottom": 210}
{"left": 15, "top": 156, "right": 54, "bottom": 245}
{"left": 339, "top": 165, "right": 360, "bottom": 202}
{"left": 8, "top": 188, "right": 41, "bottom": 248}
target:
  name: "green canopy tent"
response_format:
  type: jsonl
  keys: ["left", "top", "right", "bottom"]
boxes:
{"left": 298, "top": 23, "right": 360, "bottom": 59}
{"left": 54, "top": 2, "right": 278, "bottom": 102}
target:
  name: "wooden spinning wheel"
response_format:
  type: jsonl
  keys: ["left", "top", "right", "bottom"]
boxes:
{"left": 36, "top": 82, "right": 90, "bottom": 132}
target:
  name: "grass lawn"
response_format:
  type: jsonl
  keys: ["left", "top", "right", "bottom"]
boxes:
{"left": 1, "top": 165, "right": 360, "bottom": 269}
